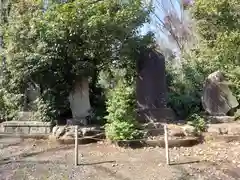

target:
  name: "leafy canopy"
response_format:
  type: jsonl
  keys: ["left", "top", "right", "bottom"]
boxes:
{"left": 2, "top": 0, "right": 151, "bottom": 121}
{"left": 167, "top": 0, "right": 240, "bottom": 118}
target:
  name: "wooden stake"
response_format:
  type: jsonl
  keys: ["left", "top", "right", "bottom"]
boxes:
{"left": 75, "top": 125, "right": 78, "bottom": 166}
{"left": 164, "top": 124, "right": 170, "bottom": 165}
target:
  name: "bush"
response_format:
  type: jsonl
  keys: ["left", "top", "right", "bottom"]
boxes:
{"left": 166, "top": 0, "right": 240, "bottom": 120}
{"left": 166, "top": 56, "right": 207, "bottom": 119}
{"left": 32, "top": 98, "right": 56, "bottom": 122}
{"left": 105, "top": 79, "right": 142, "bottom": 141}
{"left": 0, "top": 88, "right": 23, "bottom": 121}
{"left": 105, "top": 121, "right": 142, "bottom": 141}
{"left": 187, "top": 113, "right": 207, "bottom": 134}
{"left": 234, "top": 109, "right": 240, "bottom": 120}
{"left": 2, "top": 0, "right": 151, "bottom": 122}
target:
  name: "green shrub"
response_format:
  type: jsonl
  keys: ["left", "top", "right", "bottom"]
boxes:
{"left": 166, "top": 57, "right": 207, "bottom": 119}
{"left": 2, "top": 0, "right": 151, "bottom": 122}
{"left": 105, "top": 120, "right": 142, "bottom": 141}
{"left": 187, "top": 113, "right": 207, "bottom": 134}
{"left": 32, "top": 98, "right": 56, "bottom": 122}
{"left": 0, "top": 88, "right": 23, "bottom": 121}
{"left": 234, "top": 109, "right": 240, "bottom": 120}
{"left": 105, "top": 79, "right": 142, "bottom": 141}
{"left": 166, "top": 0, "right": 240, "bottom": 120}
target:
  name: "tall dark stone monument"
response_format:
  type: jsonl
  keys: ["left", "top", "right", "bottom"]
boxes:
{"left": 136, "top": 48, "right": 175, "bottom": 123}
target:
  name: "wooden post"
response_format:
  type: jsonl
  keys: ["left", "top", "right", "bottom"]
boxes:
{"left": 164, "top": 124, "right": 170, "bottom": 165}
{"left": 75, "top": 125, "right": 78, "bottom": 166}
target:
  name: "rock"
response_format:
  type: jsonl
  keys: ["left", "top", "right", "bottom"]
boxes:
{"left": 52, "top": 126, "right": 59, "bottom": 135}
{"left": 51, "top": 125, "right": 104, "bottom": 143}
{"left": 141, "top": 123, "right": 164, "bottom": 137}
{"left": 182, "top": 125, "right": 196, "bottom": 136}
{"left": 141, "top": 122, "right": 163, "bottom": 129}
{"left": 169, "top": 128, "right": 185, "bottom": 137}
{"left": 227, "top": 124, "right": 240, "bottom": 135}
{"left": 202, "top": 71, "right": 239, "bottom": 116}
{"left": 207, "top": 125, "right": 221, "bottom": 134}
{"left": 81, "top": 126, "right": 102, "bottom": 136}
{"left": 207, "top": 123, "right": 240, "bottom": 135}
{"left": 61, "top": 131, "right": 74, "bottom": 139}
{"left": 53, "top": 126, "right": 66, "bottom": 138}
{"left": 206, "top": 116, "right": 235, "bottom": 124}
{"left": 145, "top": 129, "right": 164, "bottom": 137}
{"left": 168, "top": 125, "right": 185, "bottom": 137}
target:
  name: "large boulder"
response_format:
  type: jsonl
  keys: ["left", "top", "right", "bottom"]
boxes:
{"left": 202, "top": 71, "right": 239, "bottom": 116}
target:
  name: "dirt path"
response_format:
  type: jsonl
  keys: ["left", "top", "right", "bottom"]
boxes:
{"left": 0, "top": 137, "right": 240, "bottom": 180}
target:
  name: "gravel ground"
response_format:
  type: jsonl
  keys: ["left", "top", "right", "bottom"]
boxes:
{"left": 0, "top": 137, "right": 240, "bottom": 180}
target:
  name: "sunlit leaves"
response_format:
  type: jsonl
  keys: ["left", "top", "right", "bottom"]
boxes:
{"left": 2, "top": 0, "right": 151, "bottom": 120}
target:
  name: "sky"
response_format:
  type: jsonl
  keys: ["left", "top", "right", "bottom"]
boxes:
{"left": 140, "top": 0, "right": 183, "bottom": 56}
{"left": 142, "top": 0, "right": 181, "bottom": 44}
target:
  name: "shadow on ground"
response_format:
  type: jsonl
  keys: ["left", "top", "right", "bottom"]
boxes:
{"left": 0, "top": 144, "right": 74, "bottom": 163}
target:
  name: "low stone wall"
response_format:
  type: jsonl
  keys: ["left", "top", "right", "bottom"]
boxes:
{"left": 0, "top": 121, "right": 52, "bottom": 135}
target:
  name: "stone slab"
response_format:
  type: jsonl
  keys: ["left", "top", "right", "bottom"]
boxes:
{"left": 137, "top": 108, "right": 176, "bottom": 123}
{"left": 16, "top": 127, "right": 30, "bottom": 134}
{"left": 1, "top": 121, "right": 51, "bottom": 127}
{"left": 207, "top": 123, "right": 240, "bottom": 135}
{"left": 206, "top": 116, "right": 236, "bottom": 124}
{"left": 0, "top": 121, "right": 52, "bottom": 135}
{"left": 4, "top": 126, "right": 17, "bottom": 133}
{"left": 30, "top": 127, "right": 47, "bottom": 134}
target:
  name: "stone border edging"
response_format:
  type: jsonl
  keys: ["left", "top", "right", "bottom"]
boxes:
{"left": 114, "top": 137, "right": 201, "bottom": 148}
{"left": 0, "top": 133, "right": 49, "bottom": 139}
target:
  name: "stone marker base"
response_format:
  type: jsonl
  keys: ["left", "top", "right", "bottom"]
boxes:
{"left": 17, "top": 111, "right": 35, "bottom": 121}
{"left": 204, "top": 133, "right": 240, "bottom": 143}
{"left": 137, "top": 108, "right": 176, "bottom": 123}
{"left": 206, "top": 116, "right": 236, "bottom": 124}
{"left": 140, "top": 123, "right": 197, "bottom": 138}
{"left": 207, "top": 122, "right": 240, "bottom": 135}
{"left": 0, "top": 121, "right": 52, "bottom": 135}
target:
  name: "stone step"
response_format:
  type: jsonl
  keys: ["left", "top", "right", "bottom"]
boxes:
{"left": 204, "top": 134, "right": 240, "bottom": 143}
{"left": 206, "top": 116, "right": 236, "bottom": 124}
{"left": 0, "top": 121, "right": 52, "bottom": 135}
{"left": 207, "top": 123, "right": 240, "bottom": 135}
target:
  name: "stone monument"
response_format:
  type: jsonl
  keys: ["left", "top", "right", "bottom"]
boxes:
{"left": 136, "top": 48, "right": 175, "bottom": 123}
{"left": 68, "top": 78, "right": 91, "bottom": 125}
{"left": 17, "top": 82, "right": 41, "bottom": 121}
{"left": 202, "top": 71, "right": 239, "bottom": 116}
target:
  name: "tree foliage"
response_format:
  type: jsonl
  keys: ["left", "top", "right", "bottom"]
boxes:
{"left": 1, "top": 0, "right": 152, "bottom": 122}
{"left": 190, "top": 0, "right": 240, "bottom": 100}
{"left": 150, "top": 0, "right": 195, "bottom": 58}
{"left": 167, "top": 0, "right": 240, "bottom": 118}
